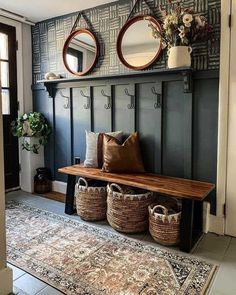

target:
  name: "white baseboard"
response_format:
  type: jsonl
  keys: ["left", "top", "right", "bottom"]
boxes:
{"left": 208, "top": 214, "right": 225, "bottom": 235}
{"left": 52, "top": 181, "right": 67, "bottom": 194}
{"left": 203, "top": 202, "right": 225, "bottom": 235}
{"left": 5, "top": 187, "right": 20, "bottom": 193}
{"left": 203, "top": 202, "right": 210, "bottom": 233}
{"left": 0, "top": 267, "right": 13, "bottom": 295}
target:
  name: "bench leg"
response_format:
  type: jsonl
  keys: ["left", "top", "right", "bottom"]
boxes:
{"left": 179, "top": 199, "right": 203, "bottom": 253}
{"left": 65, "top": 175, "right": 76, "bottom": 215}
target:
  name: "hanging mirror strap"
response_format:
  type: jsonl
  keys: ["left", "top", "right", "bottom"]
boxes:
{"left": 126, "top": 0, "right": 156, "bottom": 22}
{"left": 70, "top": 12, "right": 92, "bottom": 34}
{"left": 70, "top": 13, "right": 81, "bottom": 34}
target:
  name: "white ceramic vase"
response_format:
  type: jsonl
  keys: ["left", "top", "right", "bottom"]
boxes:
{"left": 168, "top": 46, "right": 192, "bottom": 69}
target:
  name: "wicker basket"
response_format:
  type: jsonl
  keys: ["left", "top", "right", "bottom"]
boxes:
{"left": 107, "top": 183, "right": 155, "bottom": 233}
{"left": 149, "top": 203, "right": 181, "bottom": 246}
{"left": 76, "top": 178, "right": 107, "bottom": 221}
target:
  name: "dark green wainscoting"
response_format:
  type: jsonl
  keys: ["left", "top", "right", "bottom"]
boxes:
{"left": 33, "top": 69, "right": 219, "bottom": 214}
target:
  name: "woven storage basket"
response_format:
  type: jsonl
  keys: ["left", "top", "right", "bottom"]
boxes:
{"left": 149, "top": 203, "right": 181, "bottom": 246}
{"left": 76, "top": 178, "right": 107, "bottom": 221}
{"left": 107, "top": 183, "right": 155, "bottom": 233}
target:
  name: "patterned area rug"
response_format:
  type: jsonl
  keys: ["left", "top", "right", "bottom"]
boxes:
{"left": 6, "top": 201, "right": 216, "bottom": 295}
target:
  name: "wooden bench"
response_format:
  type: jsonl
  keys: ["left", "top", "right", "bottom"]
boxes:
{"left": 59, "top": 164, "right": 215, "bottom": 253}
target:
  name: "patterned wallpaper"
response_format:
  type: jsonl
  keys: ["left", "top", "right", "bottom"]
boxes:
{"left": 32, "top": 0, "right": 221, "bottom": 83}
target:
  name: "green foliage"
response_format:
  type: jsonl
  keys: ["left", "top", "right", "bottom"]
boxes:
{"left": 11, "top": 112, "right": 52, "bottom": 154}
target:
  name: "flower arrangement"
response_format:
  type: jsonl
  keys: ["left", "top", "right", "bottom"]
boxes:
{"left": 11, "top": 112, "right": 52, "bottom": 154}
{"left": 149, "top": 1, "right": 212, "bottom": 49}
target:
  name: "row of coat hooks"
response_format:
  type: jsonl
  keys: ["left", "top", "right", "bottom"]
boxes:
{"left": 79, "top": 88, "right": 135, "bottom": 110}
{"left": 59, "top": 86, "right": 162, "bottom": 110}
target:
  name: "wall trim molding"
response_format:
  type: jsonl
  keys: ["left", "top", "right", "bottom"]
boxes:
{"left": 0, "top": 267, "right": 13, "bottom": 295}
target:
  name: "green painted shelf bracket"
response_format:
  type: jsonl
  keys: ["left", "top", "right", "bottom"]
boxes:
{"left": 182, "top": 71, "right": 193, "bottom": 93}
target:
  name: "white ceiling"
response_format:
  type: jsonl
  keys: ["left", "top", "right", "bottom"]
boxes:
{"left": 0, "top": 0, "right": 117, "bottom": 22}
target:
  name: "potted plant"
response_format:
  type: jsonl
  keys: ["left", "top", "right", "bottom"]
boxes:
{"left": 149, "top": 1, "right": 212, "bottom": 68}
{"left": 11, "top": 112, "right": 52, "bottom": 154}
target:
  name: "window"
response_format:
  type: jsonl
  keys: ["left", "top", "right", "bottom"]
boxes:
{"left": 0, "top": 32, "right": 10, "bottom": 115}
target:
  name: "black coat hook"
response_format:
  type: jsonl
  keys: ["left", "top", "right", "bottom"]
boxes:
{"left": 151, "top": 87, "right": 162, "bottom": 109}
{"left": 80, "top": 90, "right": 90, "bottom": 109}
{"left": 101, "top": 89, "right": 111, "bottom": 109}
{"left": 59, "top": 90, "right": 70, "bottom": 109}
{"left": 124, "top": 88, "right": 135, "bottom": 109}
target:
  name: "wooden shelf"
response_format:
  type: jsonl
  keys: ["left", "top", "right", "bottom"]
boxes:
{"left": 37, "top": 67, "right": 193, "bottom": 84}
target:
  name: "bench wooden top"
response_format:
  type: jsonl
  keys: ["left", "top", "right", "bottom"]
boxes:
{"left": 59, "top": 164, "right": 215, "bottom": 201}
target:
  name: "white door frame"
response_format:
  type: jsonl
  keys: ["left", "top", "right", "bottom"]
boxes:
{"left": 0, "top": 16, "right": 33, "bottom": 191}
{"left": 0, "top": 63, "right": 13, "bottom": 295}
{"left": 225, "top": 0, "right": 236, "bottom": 236}
{"left": 207, "top": 0, "right": 231, "bottom": 235}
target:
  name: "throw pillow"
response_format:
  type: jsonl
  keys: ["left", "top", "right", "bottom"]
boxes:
{"left": 84, "top": 130, "right": 123, "bottom": 168}
{"left": 102, "top": 132, "right": 145, "bottom": 173}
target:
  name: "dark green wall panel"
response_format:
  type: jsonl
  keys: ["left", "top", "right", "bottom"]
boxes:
{"left": 193, "top": 78, "right": 219, "bottom": 213}
{"left": 113, "top": 84, "right": 135, "bottom": 134}
{"left": 54, "top": 89, "right": 72, "bottom": 182}
{"left": 93, "top": 85, "right": 112, "bottom": 133}
{"left": 162, "top": 81, "right": 186, "bottom": 177}
{"left": 137, "top": 82, "right": 162, "bottom": 173}
{"left": 33, "top": 85, "right": 54, "bottom": 177}
{"left": 72, "top": 87, "right": 92, "bottom": 163}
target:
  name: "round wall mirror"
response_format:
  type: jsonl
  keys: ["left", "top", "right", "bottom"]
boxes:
{"left": 117, "top": 15, "right": 162, "bottom": 70}
{"left": 63, "top": 29, "right": 99, "bottom": 76}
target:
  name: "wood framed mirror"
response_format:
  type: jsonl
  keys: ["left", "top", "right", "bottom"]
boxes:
{"left": 63, "top": 29, "right": 99, "bottom": 76}
{"left": 117, "top": 15, "right": 162, "bottom": 70}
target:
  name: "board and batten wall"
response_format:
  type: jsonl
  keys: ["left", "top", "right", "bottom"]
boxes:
{"left": 33, "top": 70, "right": 219, "bottom": 214}
{"left": 32, "top": 0, "right": 220, "bottom": 214}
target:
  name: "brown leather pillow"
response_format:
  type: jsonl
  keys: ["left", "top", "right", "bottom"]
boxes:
{"left": 102, "top": 132, "right": 145, "bottom": 173}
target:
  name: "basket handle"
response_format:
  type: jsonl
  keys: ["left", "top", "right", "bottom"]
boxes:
{"left": 109, "top": 183, "right": 124, "bottom": 195}
{"left": 78, "top": 177, "right": 88, "bottom": 188}
{"left": 152, "top": 205, "right": 169, "bottom": 216}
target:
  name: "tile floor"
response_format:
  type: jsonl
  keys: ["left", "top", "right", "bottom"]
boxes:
{"left": 6, "top": 190, "right": 236, "bottom": 295}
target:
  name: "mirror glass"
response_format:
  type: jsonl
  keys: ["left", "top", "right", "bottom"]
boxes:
{"left": 117, "top": 16, "right": 162, "bottom": 70}
{"left": 63, "top": 29, "right": 99, "bottom": 76}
